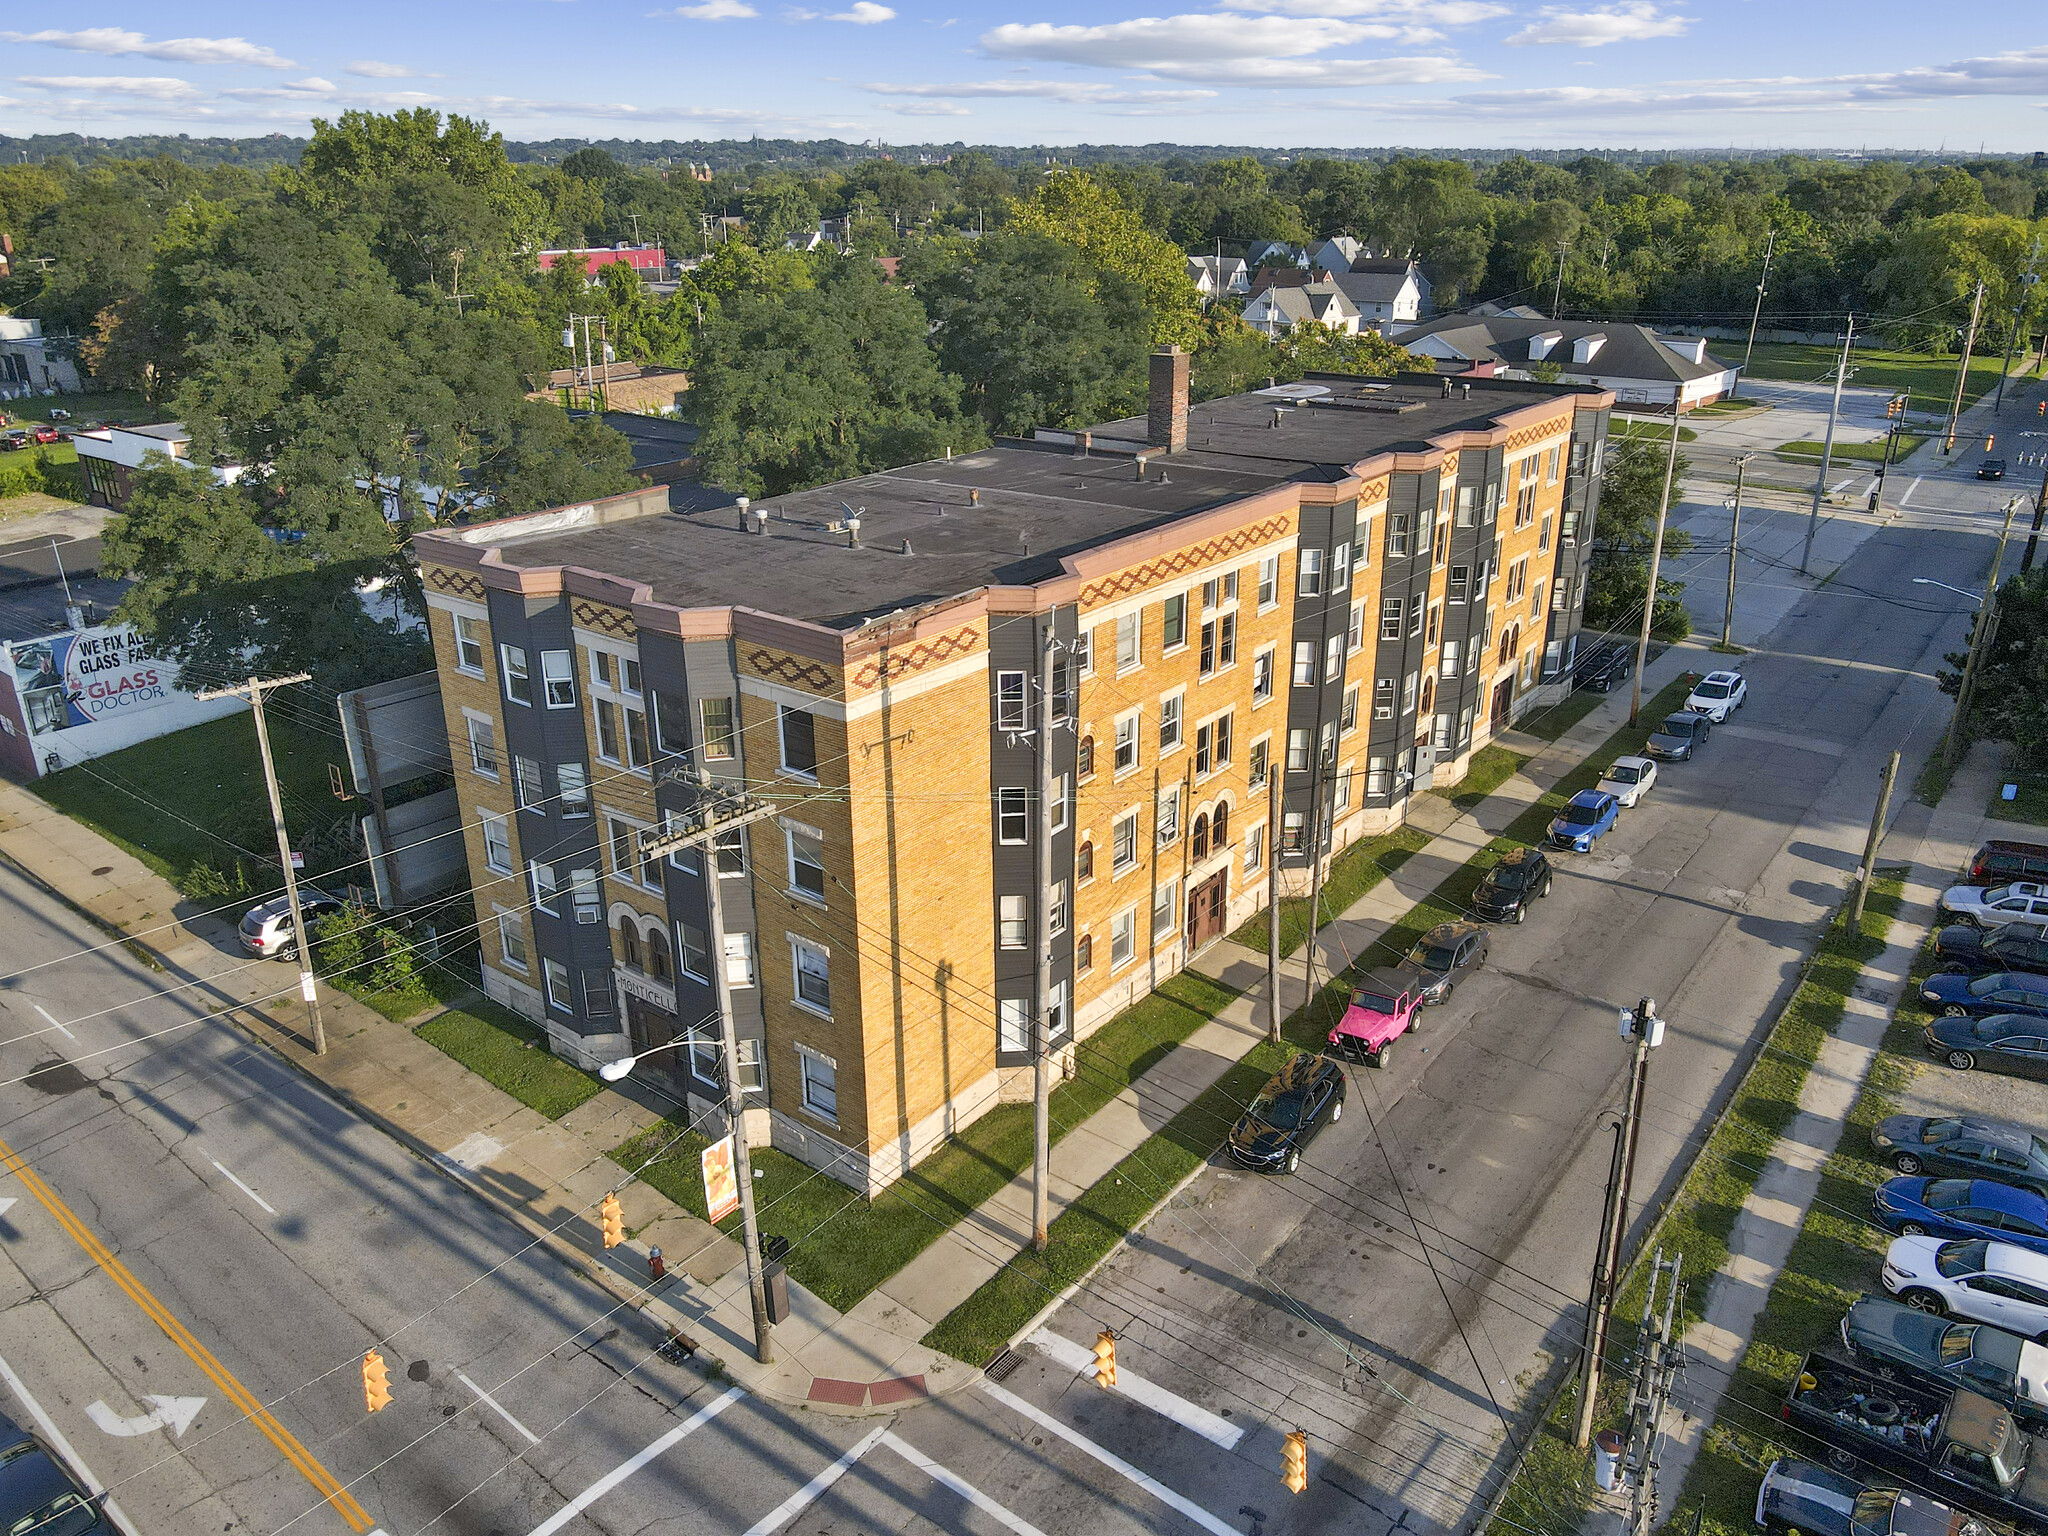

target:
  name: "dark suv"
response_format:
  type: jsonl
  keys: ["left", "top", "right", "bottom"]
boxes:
{"left": 0, "top": 1411, "right": 107, "bottom": 1536}
{"left": 1937, "top": 924, "right": 2048, "bottom": 977}
{"left": 1971, "top": 841, "right": 2048, "bottom": 885}
{"left": 1471, "top": 845, "right": 1553, "bottom": 923}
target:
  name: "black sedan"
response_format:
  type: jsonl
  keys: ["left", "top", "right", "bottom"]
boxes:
{"left": 1925, "top": 1013, "right": 2048, "bottom": 1078}
{"left": 1919, "top": 970, "right": 2048, "bottom": 1020}
{"left": 1471, "top": 845, "right": 1553, "bottom": 923}
{"left": 1870, "top": 1114, "right": 2048, "bottom": 1195}
{"left": 1227, "top": 1052, "right": 1346, "bottom": 1174}
{"left": 1935, "top": 923, "right": 2048, "bottom": 977}
{"left": 1980, "top": 457, "right": 2009, "bottom": 481}
{"left": 0, "top": 1411, "right": 107, "bottom": 1536}
{"left": 1403, "top": 920, "right": 1489, "bottom": 1003}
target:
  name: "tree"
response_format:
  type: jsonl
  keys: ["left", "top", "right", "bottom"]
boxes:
{"left": 1009, "top": 170, "right": 1204, "bottom": 350}
{"left": 742, "top": 175, "right": 820, "bottom": 249}
{"left": 1941, "top": 566, "right": 2048, "bottom": 764}
{"left": 1584, "top": 431, "right": 1691, "bottom": 640}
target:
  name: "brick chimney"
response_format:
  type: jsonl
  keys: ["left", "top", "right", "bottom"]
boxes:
{"left": 1148, "top": 346, "right": 1190, "bottom": 454}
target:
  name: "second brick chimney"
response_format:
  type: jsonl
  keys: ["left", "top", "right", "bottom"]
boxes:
{"left": 1148, "top": 345, "right": 1190, "bottom": 454}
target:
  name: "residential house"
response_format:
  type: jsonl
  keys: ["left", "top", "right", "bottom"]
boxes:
{"left": 1247, "top": 265, "right": 1314, "bottom": 298}
{"left": 1309, "top": 235, "right": 1367, "bottom": 275}
{"left": 0, "top": 317, "right": 81, "bottom": 398}
{"left": 1389, "top": 314, "right": 1740, "bottom": 412}
{"left": 1244, "top": 239, "right": 1304, "bottom": 271}
{"left": 1328, "top": 260, "right": 1433, "bottom": 329}
{"left": 537, "top": 245, "right": 669, "bottom": 278}
{"left": 416, "top": 355, "right": 1614, "bottom": 1195}
{"left": 1187, "top": 255, "right": 1251, "bottom": 299}
{"left": 1243, "top": 282, "right": 1362, "bottom": 337}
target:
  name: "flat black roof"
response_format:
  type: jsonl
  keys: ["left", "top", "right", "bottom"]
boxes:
{"left": 498, "top": 373, "right": 1592, "bottom": 631}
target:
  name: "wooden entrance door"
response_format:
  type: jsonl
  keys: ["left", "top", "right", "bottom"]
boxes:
{"left": 1491, "top": 678, "right": 1515, "bottom": 733}
{"left": 1187, "top": 870, "right": 1228, "bottom": 951}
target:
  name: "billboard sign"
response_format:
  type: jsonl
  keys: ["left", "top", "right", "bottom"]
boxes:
{"left": 701, "top": 1135, "right": 738, "bottom": 1223}
{"left": 9, "top": 628, "right": 173, "bottom": 736}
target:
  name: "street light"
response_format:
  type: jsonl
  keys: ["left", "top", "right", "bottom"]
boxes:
{"left": 1912, "top": 576, "right": 1985, "bottom": 605}
{"left": 597, "top": 1040, "right": 685, "bottom": 1083}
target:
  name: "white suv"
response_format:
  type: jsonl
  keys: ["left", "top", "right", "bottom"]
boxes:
{"left": 1685, "top": 670, "right": 1747, "bottom": 722}
{"left": 238, "top": 892, "right": 345, "bottom": 959}
{"left": 1883, "top": 1233, "right": 2048, "bottom": 1334}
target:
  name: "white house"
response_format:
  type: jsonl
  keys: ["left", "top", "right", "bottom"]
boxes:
{"left": 0, "top": 317, "right": 82, "bottom": 398}
{"left": 1389, "top": 314, "right": 1741, "bottom": 411}
{"left": 1309, "top": 235, "right": 1366, "bottom": 274}
{"left": 1186, "top": 255, "right": 1251, "bottom": 298}
{"left": 1328, "top": 260, "right": 1433, "bottom": 328}
{"left": 1243, "top": 282, "right": 1362, "bottom": 338}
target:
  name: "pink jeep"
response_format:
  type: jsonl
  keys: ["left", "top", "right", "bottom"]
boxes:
{"left": 1330, "top": 967, "right": 1424, "bottom": 1068}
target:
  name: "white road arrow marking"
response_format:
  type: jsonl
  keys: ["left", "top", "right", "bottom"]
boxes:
{"left": 86, "top": 1395, "right": 205, "bottom": 1438}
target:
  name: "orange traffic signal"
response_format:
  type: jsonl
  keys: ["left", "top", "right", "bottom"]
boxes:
{"left": 1282, "top": 1430, "right": 1309, "bottom": 1494}
{"left": 1987, "top": 434, "right": 1996, "bottom": 451}
{"left": 2037, "top": 400, "right": 2045, "bottom": 416}
{"left": 1092, "top": 1330, "right": 1117, "bottom": 1388}
{"left": 362, "top": 1350, "right": 392, "bottom": 1413}
{"left": 600, "top": 1191, "right": 625, "bottom": 1249}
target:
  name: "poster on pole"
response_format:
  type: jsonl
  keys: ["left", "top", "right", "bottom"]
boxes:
{"left": 701, "top": 1135, "right": 738, "bottom": 1223}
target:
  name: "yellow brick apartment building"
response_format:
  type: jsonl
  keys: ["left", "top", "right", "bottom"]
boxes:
{"left": 414, "top": 355, "right": 1615, "bottom": 1194}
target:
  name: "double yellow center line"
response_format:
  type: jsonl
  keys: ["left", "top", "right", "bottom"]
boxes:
{"left": 0, "top": 1133, "right": 375, "bottom": 1532}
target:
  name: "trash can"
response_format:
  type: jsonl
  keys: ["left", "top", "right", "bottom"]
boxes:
{"left": 763, "top": 1260, "right": 791, "bottom": 1325}
{"left": 1593, "top": 1429, "right": 1626, "bottom": 1492}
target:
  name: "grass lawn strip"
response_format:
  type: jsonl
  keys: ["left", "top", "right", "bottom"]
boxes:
{"left": 1776, "top": 436, "right": 1925, "bottom": 463}
{"left": 922, "top": 675, "right": 1701, "bottom": 1361}
{"left": 1230, "top": 823, "right": 1432, "bottom": 961}
{"left": 1739, "top": 342, "right": 2010, "bottom": 410}
{"left": 1495, "top": 874, "right": 1907, "bottom": 1536}
{"left": 1432, "top": 744, "right": 1531, "bottom": 814}
{"left": 1986, "top": 768, "right": 2048, "bottom": 825}
{"left": 416, "top": 999, "right": 603, "bottom": 1120}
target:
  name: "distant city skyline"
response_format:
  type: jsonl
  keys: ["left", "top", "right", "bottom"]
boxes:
{"left": 0, "top": 3, "right": 2042, "bottom": 152}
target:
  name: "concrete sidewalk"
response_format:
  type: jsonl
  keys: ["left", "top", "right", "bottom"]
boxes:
{"left": 0, "top": 778, "right": 969, "bottom": 1415}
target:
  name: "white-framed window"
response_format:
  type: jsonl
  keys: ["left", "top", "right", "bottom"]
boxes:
{"left": 529, "top": 860, "right": 559, "bottom": 915}
{"left": 1531, "top": 579, "right": 1546, "bottom": 621}
{"left": 1052, "top": 657, "right": 1074, "bottom": 723}
{"left": 1449, "top": 564, "right": 1470, "bottom": 603}
{"left": 996, "top": 786, "right": 1030, "bottom": 844}
{"left": 1114, "top": 710, "right": 1140, "bottom": 773}
{"left": 1381, "top": 597, "right": 1403, "bottom": 640}
{"left": 1053, "top": 773, "right": 1070, "bottom": 833}
{"left": 595, "top": 697, "right": 650, "bottom": 770}
{"left": 799, "top": 1047, "right": 837, "bottom": 1122}
{"left": 1243, "top": 822, "right": 1265, "bottom": 875}
{"left": 1402, "top": 671, "right": 1418, "bottom": 714}
{"left": 699, "top": 697, "right": 736, "bottom": 759}
{"left": 1409, "top": 600, "right": 1424, "bottom": 639}
{"left": 1157, "top": 785, "right": 1181, "bottom": 847}
{"left": 1112, "top": 811, "right": 1139, "bottom": 873}
{"left": 1334, "top": 766, "right": 1352, "bottom": 811}
{"left": 465, "top": 712, "right": 498, "bottom": 778}
{"left": 1368, "top": 756, "right": 1390, "bottom": 796}
{"left": 1324, "top": 633, "right": 1343, "bottom": 683}
{"left": 606, "top": 815, "right": 653, "bottom": 889}
{"left": 1076, "top": 628, "right": 1094, "bottom": 675}
{"left": 792, "top": 938, "right": 831, "bottom": 1016}
{"left": 1196, "top": 711, "right": 1232, "bottom": 775}
{"left": 678, "top": 921, "right": 710, "bottom": 981}
{"left": 1434, "top": 713, "right": 1454, "bottom": 751}
{"left": 1386, "top": 513, "right": 1410, "bottom": 557}
{"left": 1049, "top": 979, "right": 1070, "bottom": 1042}
{"left": 1252, "top": 648, "right": 1274, "bottom": 704}
{"left": 736, "top": 1037, "right": 764, "bottom": 1092}
{"left": 1348, "top": 601, "right": 1365, "bottom": 654}
{"left": 1200, "top": 613, "right": 1237, "bottom": 676}
{"left": 1342, "top": 685, "right": 1360, "bottom": 734}
{"left": 1116, "top": 612, "right": 1141, "bottom": 673}
{"left": 724, "top": 931, "right": 755, "bottom": 987}
{"left": 714, "top": 826, "right": 747, "bottom": 878}
{"left": 480, "top": 811, "right": 512, "bottom": 874}
{"left": 500, "top": 645, "right": 532, "bottom": 706}
{"left": 1441, "top": 640, "right": 1461, "bottom": 678}
{"left": 543, "top": 959, "right": 572, "bottom": 1012}
{"left": 996, "top": 670, "right": 1028, "bottom": 731}
{"left": 1152, "top": 878, "right": 1178, "bottom": 940}
{"left": 1375, "top": 677, "right": 1396, "bottom": 720}
{"left": 1051, "top": 879, "right": 1069, "bottom": 937}
{"left": 1287, "top": 728, "right": 1310, "bottom": 772}
{"left": 999, "top": 997, "right": 1030, "bottom": 1054}
{"left": 1457, "top": 484, "right": 1476, "bottom": 526}
{"left": 570, "top": 868, "right": 601, "bottom": 924}
{"left": 779, "top": 705, "right": 818, "bottom": 779}
{"left": 787, "top": 824, "right": 826, "bottom": 904}
{"left": 542, "top": 649, "right": 575, "bottom": 708}
{"left": 454, "top": 614, "right": 487, "bottom": 675}
{"left": 1258, "top": 556, "right": 1279, "bottom": 609}
{"left": 1459, "top": 705, "right": 1475, "bottom": 748}
{"left": 689, "top": 1028, "right": 720, "bottom": 1084}
{"left": 514, "top": 754, "right": 544, "bottom": 809}
{"left": 1292, "top": 641, "right": 1317, "bottom": 688}
{"left": 494, "top": 906, "right": 528, "bottom": 971}
{"left": 1111, "top": 907, "right": 1137, "bottom": 970}
{"left": 558, "top": 761, "right": 590, "bottom": 816}
{"left": 1298, "top": 547, "right": 1325, "bottom": 596}
{"left": 1158, "top": 691, "right": 1183, "bottom": 751}
{"left": 1248, "top": 735, "right": 1269, "bottom": 789}
{"left": 999, "top": 894, "right": 1028, "bottom": 949}
{"left": 1161, "top": 593, "right": 1188, "bottom": 652}
{"left": 1332, "top": 541, "right": 1352, "bottom": 591}
{"left": 1281, "top": 811, "right": 1306, "bottom": 854}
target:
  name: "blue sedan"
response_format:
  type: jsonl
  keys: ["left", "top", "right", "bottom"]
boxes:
{"left": 1872, "top": 1176, "right": 2048, "bottom": 1254}
{"left": 1548, "top": 789, "right": 1620, "bottom": 853}
{"left": 1920, "top": 970, "right": 2048, "bottom": 1020}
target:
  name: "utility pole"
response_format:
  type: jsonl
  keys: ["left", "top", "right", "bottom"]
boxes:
{"left": 1945, "top": 500, "right": 2019, "bottom": 768}
{"left": 1996, "top": 239, "right": 2041, "bottom": 416}
{"left": 640, "top": 781, "right": 780, "bottom": 1364}
{"left": 1615, "top": 1251, "right": 1686, "bottom": 1536}
{"left": 1800, "top": 316, "right": 1855, "bottom": 577}
{"left": 1945, "top": 280, "right": 1988, "bottom": 456}
{"left": 1551, "top": 241, "right": 1570, "bottom": 319}
{"left": 1850, "top": 750, "right": 1901, "bottom": 928}
{"left": 195, "top": 675, "right": 326, "bottom": 1056}
{"left": 1031, "top": 617, "right": 1057, "bottom": 1253}
{"left": 1573, "top": 997, "right": 1663, "bottom": 1450}
{"left": 1737, "top": 227, "right": 1775, "bottom": 399}
{"left": 1266, "top": 766, "right": 1282, "bottom": 1045}
{"left": 1722, "top": 455, "right": 1752, "bottom": 649}
{"left": 2023, "top": 437, "right": 2048, "bottom": 573}
{"left": 1302, "top": 799, "right": 1325, "bottom": 1002}
{"left": 1629, "top": 412, "right": 1684, "bottom": 726}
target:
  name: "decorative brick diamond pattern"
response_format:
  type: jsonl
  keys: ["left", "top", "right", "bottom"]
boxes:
{"left": 1506, "top": 418, "right": 1570, "bottom": 454}
{"left": 850, "top": 624, "right": 983, "bottom": 692}
{"left": 427, "top": 566, "right": 487, "bottom": 602}
{"left": 745, "top": 647, "right": 837, "bottom": 694}
{"left": 572, "top": 599, "right": 637, "bottom": 639}
{"left": 1356, "top": 476, "right": 1390, "bottom": 505}
{"left": 1079, "top": 514, "right": 1292, "bottom": 610}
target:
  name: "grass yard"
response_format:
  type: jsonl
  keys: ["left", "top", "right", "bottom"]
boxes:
{"left": 1774, "top": 436, "right": 1925, "bottom": 463}
{"left": 1987, "top": 767, "right": 2048, "bottom": 825}
{"left": 416, "top": 1001, "right": 602, "bottom": 1120}
{"left": 1429, "top": 743, "right": 1529, "bottom": 814}
{"left": 1613, "top": 419, "right": 1699, "bottom": 443}
{"left": 1741, "top": 341, "right": 2010, "bottom": 411}
{"left": 31, "top": 709, "right": 354, "bottom": 892}
{"left": 612, "top": 970, "right": 1242, "bottom": 1312}
{"left": 1, "top": 390, "right": 149, "bottom": 426}
{"left": 1229, "top": 823, "right": 1433, "bottom": 961}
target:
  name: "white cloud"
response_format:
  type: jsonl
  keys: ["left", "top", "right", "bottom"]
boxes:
{"left": 221, "top": 76, "right": 345, "bottom": 102}
{"left": 18, "top": 74, "right": 203, "bottom": 100}
{"left": 1, "top": 28, "right": 295, "bottom": 68}
{"left": 1504, "top": 3, "right": 1690, "bottom": 47}
{"left": 1223, "top": 0, "right": 1504, "bottom": 28}
{"left": 865, "top": 78, "right": 1216, "bottom": 101}
{"left": 832, "top": 1, "right": 896, "bottom": 18}
{"left": 889, "top": 100, "right": 971, "bottom": 113}
{"left": 345, "top": 60, "right": 442, "bottom": 78}
{"left": 675, "top": 0, "right": 760, "bottom": 16}
{"left": 983, "top": 14, "right": 1414, "bottom": 64}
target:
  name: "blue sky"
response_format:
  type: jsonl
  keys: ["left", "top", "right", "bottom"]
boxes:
{"left": 0, "top": 3, "right": 2043, "bottom": 150}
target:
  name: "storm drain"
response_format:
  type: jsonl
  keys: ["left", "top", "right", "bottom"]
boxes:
{"left": 984, "top": 1348, "right": 1023, "bottom": 1383}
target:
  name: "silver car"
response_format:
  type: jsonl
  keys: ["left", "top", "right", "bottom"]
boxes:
{"left": 237, "top": 892, "right": 344, "bottom": 959}
{"left": 1597, "top": 754, "right": 1659, "bottom": 808}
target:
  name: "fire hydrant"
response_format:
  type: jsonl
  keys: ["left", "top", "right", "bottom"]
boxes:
{"left": 648, "top": 1246, "right": 665, "bottom": 1282}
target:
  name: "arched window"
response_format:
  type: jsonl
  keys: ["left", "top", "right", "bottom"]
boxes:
{"left": 1078, "top": 734, "right": 1095, "bottom": 777}
{"left": 1499, "top": 624, "right": 1519, "bottom": 667}
{"left": 645, "top": 929, "right": 672, "bottom": 983}
{"left": 616, "top": 916, "right": 642, "bottom": 971}
{"left": 1077, "top": 933, "right": 1093, "bottom": 972}
{"left": 1420, "top": 675, "right": 1435, "bottom": 717}
{"left": 1213, "top": 800, "right": 1230, "bottom": 849}
{"left": 1077, "top": 839, "right": 1094, "bottom": 881}
{"left": 1191, "top": 812, "right": 1210, "bottom": 861}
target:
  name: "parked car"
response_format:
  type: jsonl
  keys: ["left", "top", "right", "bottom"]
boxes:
{"left": 0, "top": 1409, "right": 108, "bottom": 1536}
{"left": 1938, "top": 883, "right": 2048, "bottom": 930}
{"left": 1871, "top": 1115, "right": 2048, "bottom": 1195}
{"left": 1471, "top": 845, "right": 1553, "bottom": 924}
{"left": 1935, "top": 924, "right": 2048, "bottom": 977}
{"left": 0, "top": 431, "right": 27, "bottom": 452}
{"left": 1981, "top": 458, "right": 2009, "bottom": 481}
{"left": 1402, "top": 921, "right": 1489, "bottom": 1003}
{"left": 1574, "top": 643, "right": 1634, "bottom": 694}
{"left": 1884, "top": 1235, "right": 2048, "bottom": 1338}
{"left": 1597, "top": 754, "right": 1659, "bottom": 808}
{"left": 1922, "top": 971, "right": 2048, "bottom": 1021}
{"left": 1226, "top": 1052, "right": 1346, "bottom": 1173}
{"left": 1926, "top": 1014, "right": 2048, "bottom": 1078}
{"left": 237, "top": 891, "right": 346, "bottom": 959}
{"left": 1329, "top": 967, "right": 1423, "bottom": 1067}
{"left": 1685, "top": 669, "right": 1748, "bottom": 722}
{"left": 28, "top": 424, "right": 60, "bottom": 445}
{"left": 1971, "top": 842, "right": 2048, "bottom": 885}
{"left": 1838, "top": 1294, "right": 2048, "bottom": 1424}
{"left": 1755, "top": 1457, "right": 1988, "bottom": 1536}
{"left": 1872, "top": 1177, "right": 2048, "bottom": 1254}
{"left": 1548, "top": 788, "right": 1620, "bottom": 852}
{"left": 1646, "top": 711, "right": 1713, "bottom": 761}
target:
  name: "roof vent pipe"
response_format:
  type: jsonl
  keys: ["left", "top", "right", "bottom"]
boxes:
{"left": 1461, "top": 382, "right": 1472, "bottom": 399}
{"left": 736, "top": 494, "right": 752, "bottom": 531}
{"left": 846, "top": 510, "right": 862, "bottom": 548}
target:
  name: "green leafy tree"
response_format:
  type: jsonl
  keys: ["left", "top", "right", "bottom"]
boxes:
{"left": 742, "top": 174, "right": 820, "bottom": 250}
{"left": 1942, "top": 567, "right": 2048, "bottom": 764}
{"left": 1584, "top": 432, "right": 1692, "bottom": 640}
{"left": 1010, "top": 170, "right": 1203, "bottom": 350}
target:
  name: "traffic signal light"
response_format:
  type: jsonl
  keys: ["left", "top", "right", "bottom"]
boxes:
{"left": 1092, "top": 1330, "right": 1117, "bottom": 1388}
{"left": 362, "top": 1350, "right": 392, "bottom": 1413}
{"left": 1987, "top": 434, "right": 1996, "bottom": 451}
{"left": 1282, "top": 1430, "right": 1309, "bottom": 1494}
{"left": 600, "top": 1192, "right": 624, "bottom": 1249}
{"left": 2037, "top": 400, "right": 2044, "bottom": 416}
